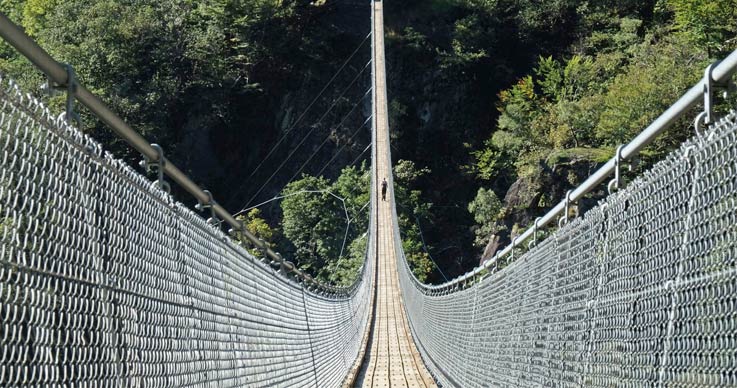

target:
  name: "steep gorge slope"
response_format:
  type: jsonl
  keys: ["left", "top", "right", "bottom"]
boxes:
{"left": 2, "top": 0, "right": 734, "bottom": 284}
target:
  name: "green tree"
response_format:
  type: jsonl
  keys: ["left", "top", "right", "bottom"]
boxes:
{"left": 281, "top": 175, "right": 343, "bottom": 276}
{"left": 279, "top": 164, "right": 370, "bottom": 283}
{"left": 497, "top": 75, "right": 538, "bottom": 142}
{"left": 668, "top": 0, "right": 737, "bottom": 55}
{"left": 324, "top": 234, "right": 367, "bottom": 286}
{"left": 468, "top": 187, "right": 504, "bottom": 248}
{"left": 393, "top": 160, "right": 434, "bottom": 282}
{"left": 21, "top": 0, "right": 57, "bottom": 37}
{"left": 595, "top": 37, "right": 706, "bottom": 151}
{"left": 234, "top": 208, "right": 276, "bottom": 255}
{"left": 332, "top": 163, "right": 371, "bottom": 233}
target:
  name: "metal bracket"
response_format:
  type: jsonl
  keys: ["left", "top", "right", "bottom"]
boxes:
{"left": 43, "top": 64, "right": 81, "bottom": 128}
{"left": 64, "top": 65, "right": 81, "bottom": 127}
{"left": 696, "top": 61, "right": 737, "bottom": 137}
{"left": 269, "top": 252, "right": 284, "bottom": 271}
{"left": 196, "top": 190, "right": 220, "bottom": 226}
{"left": 139, "top": 144, "right": 171, "bottom": 193}
{"left": 52, "top": 64, "right": 82, "bottom": 128}
{"left": 253, "top": 238, "right": 269, "bottom": 258}
{"left": 281, "top": 261, "right": 296, "bottom": 276}
{"left": 694, "top": 111, "right": 708, "bottom": 138}
{"left": 703, "top": 62, "right": 718, "bottom": 126}
{"left": 510, "top": 236, "right": 519, "bottom": 260}
{"left": 607, "top": 145, "right": 625, "bottom": 194}
{"left": 529, "top": 217, "right": 542, "bottom": 249}
{"left": 559, "top": 190, "right": 573, "bottom": 228}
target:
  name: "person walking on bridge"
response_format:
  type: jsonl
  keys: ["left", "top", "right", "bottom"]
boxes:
{"left": 381, "top": 178, "right": 388, "bottom": 201}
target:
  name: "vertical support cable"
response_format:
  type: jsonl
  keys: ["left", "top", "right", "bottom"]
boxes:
{"left": 581, "top": 206, "right": 610, "bottom": 385}
{"left": 301, "top": 288, "right": 319, "bottom": 387}
{"left": 657, "top": 145, "right": 699, "bottom": 384}
{"left": 461, "top": 284, "right": 480, "bottom": 385}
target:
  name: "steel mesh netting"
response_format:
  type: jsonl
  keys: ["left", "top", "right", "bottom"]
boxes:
{"left": 0, "top": 72, "right": 375, "bottom": 387}
{"left": 395, "top": 109, "right": 737, "bottom": 387}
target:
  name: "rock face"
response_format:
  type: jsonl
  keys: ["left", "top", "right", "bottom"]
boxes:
{"left": 209, "top": 1, "right": 371, "bottom": 210}
{"left": 481, "top": 235, "right": 500, "bottom": 263}
{"left": 503, "top": 172, "right": 543, "bottom": 227}
{"left": 488, "top": 148, "right": 608, "bottom": 257}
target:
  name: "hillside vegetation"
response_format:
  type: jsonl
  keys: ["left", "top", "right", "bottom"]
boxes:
{"left": 0, "top": 0, "right": 735, "bottom": 284}
{"left": 383, "top": 0, "right": 736, "bottom": 278}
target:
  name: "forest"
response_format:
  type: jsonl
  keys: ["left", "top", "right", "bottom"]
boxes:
{"left": 0, "top": 0, "right": 735, "bottom": 285}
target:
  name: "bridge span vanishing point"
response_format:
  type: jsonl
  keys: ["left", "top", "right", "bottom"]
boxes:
{"left": 349, "top": 2, "right": 436, "bottom": 386}
{"left": 2, "top": 1, "right": 737, "bottom": 387}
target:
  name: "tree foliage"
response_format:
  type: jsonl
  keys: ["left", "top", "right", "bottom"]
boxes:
{"left": 393, "top": 160, "right": 434, "bottom": 282}
{"left": 234, "top": 208, "right": 276, "bottom": 255}
{"left": 465, "top": 0, "right": 729, "bottom": 263}
{"left": 280, "top": 164, "right": 370, "bottom": 283}
{"left": 467, "top": 187, "right": 503, "bottom": 248}
{"left": 3, "top": 0, "right": 734, "bottom": 283}
{"left": 0, "top": 0, "right": 355, "bottom": 167}
{"left": 668, "top": 0, "right": 737, "bottom": 55}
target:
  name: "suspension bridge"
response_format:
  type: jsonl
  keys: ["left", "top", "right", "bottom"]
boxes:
{"left": 1, "top": 1, "right": 737, "bottom": 387}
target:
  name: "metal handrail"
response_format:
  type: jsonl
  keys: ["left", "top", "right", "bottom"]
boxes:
{"left": 0, "top": 12, "right": 360, "bottom": 295}
{"left": 422, "top": 49, "right": 737, "bottom": 293}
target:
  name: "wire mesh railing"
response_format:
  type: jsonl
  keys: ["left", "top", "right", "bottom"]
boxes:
{"left": 393, "top": 58, "right": 737, "bottom": 386}
{"left": 0, "top": 69, "right": 375, "bottom": 386}
{"left": 0, "top": 11, "right": 363, "bottom": 296}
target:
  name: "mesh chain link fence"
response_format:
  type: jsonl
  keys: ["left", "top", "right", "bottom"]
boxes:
{"left": 396, "top": 108, "right": 737, "bottom": 387}
{"left": 0, "top": 72, "right": 375, "bottom": 387}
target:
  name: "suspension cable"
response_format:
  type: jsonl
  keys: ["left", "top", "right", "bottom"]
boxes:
{"left": 228, "top": 32, "right": 371, "bottom": 204}
{"left": 316, "top": 116, "right": 372, "bottom": 178}
{"left": 348, "top": 142, "right": 372, "bottom": 168}
{"left": 279, "top": 90, "right": 371, "bottom": 191}
{"left": 233, "top": 189, "right": 370, "bottom": 261}
{"left": 238, "top": 59, "right": 372, "bottom": 209}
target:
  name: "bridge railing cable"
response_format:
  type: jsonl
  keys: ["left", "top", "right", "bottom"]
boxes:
{"left": 431, "top": 49, "right": 737, "bottom": 292}
{"left": 390, "top": 50, "right": 737, "bottom": 386}
{"left": 0, "top": 11, "right": 378, "bottom": 387}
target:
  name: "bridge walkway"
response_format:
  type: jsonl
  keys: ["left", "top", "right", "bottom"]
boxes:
{"left": 351, "top": 2, "right": 437, "bottom": 387}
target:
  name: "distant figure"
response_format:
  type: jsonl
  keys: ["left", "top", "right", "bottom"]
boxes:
{"left": 381, "top": 178, "right": 388, "bottom": 201}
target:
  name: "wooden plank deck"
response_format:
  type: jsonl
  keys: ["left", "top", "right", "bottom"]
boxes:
{"left": 352, "top": 2, "right": 437, "bottom": 387}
